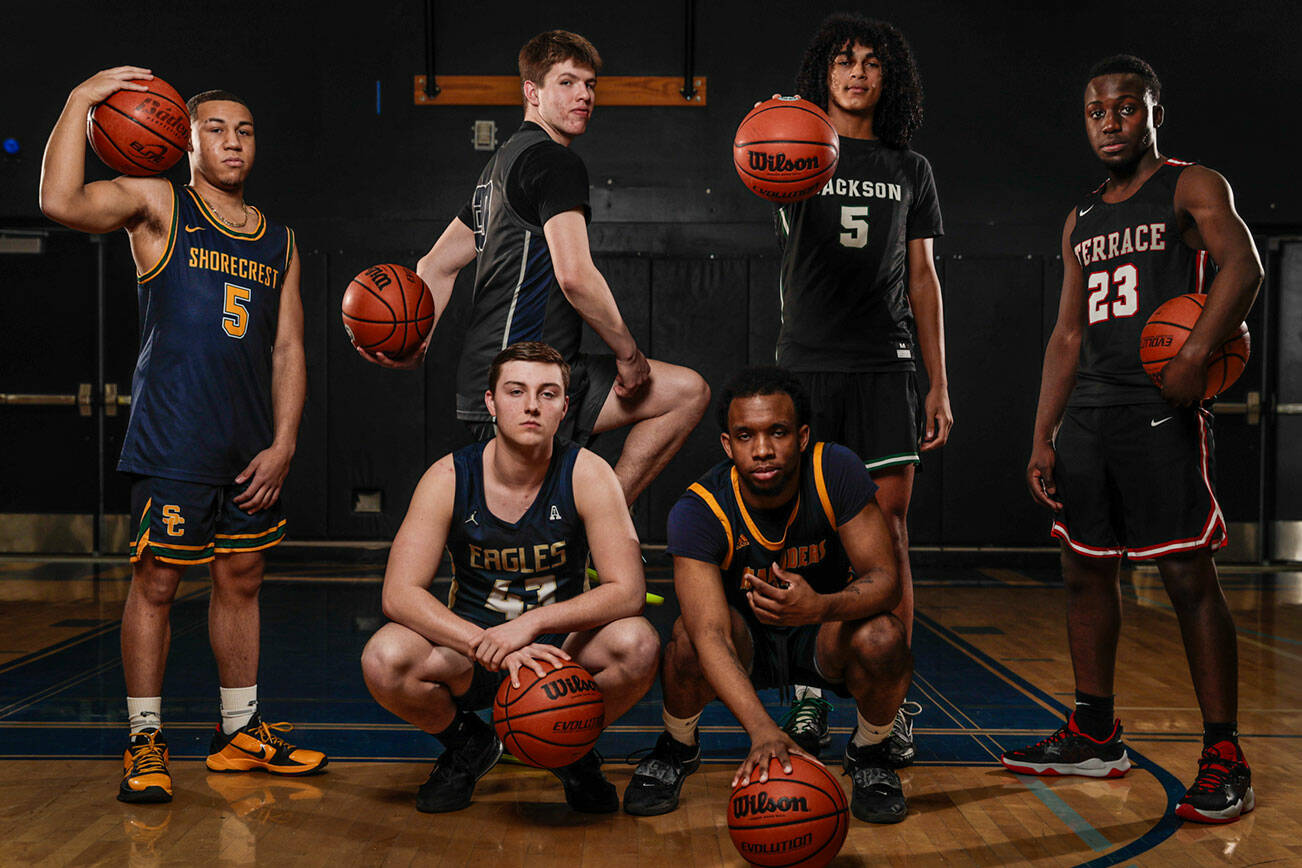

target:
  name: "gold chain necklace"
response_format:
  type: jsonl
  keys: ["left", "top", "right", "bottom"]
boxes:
{"left": 195, "top": 189, "right": 251, "bottom": 229}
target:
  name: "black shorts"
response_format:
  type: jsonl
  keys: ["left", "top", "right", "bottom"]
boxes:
{"left": 792, "top": 370, "right": 922, "bottom": 472}
{"left": 1051, "top": 404, "right": 1225, "bottom": 560}
{"left": 744, "top": 620, "right": 852, "bottom": 699}
{"left": 453, "top": 632, "right": 568, "bottom": 711}
{"left": 129, "top": 475, "right": 286, "bottom": 565}
{"left": 464, "top": 353, "right": 618, "bottom": 447}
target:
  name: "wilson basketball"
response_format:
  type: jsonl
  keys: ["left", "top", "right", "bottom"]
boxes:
{"left": 342, "top": 264, "right": 436, "bottom": 357}
{"left": 87, "top": 77, "right": 189, "bottom": 176}
{"left": 727, "top": 755, "right": 848, "bottom": 868}
{"left": 492, "top": 661, "right": 604, "bottom": 769}
{"left": 1139, "top": 293, "right": 1251, "bottom": 399}
{"left": 733, "top": 97, "right": 839, "bottom": 202}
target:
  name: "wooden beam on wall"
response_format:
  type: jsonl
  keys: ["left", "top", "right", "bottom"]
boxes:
{"left": 413, "top": 75, "right": 707, "bottom": 107}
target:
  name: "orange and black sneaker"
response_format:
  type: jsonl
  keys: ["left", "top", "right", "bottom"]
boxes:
{"left": 205, "top": 713, "right": 328, "bottom": 776}
{"left": 119, "top": 728, "right": 173, "bottom": 803}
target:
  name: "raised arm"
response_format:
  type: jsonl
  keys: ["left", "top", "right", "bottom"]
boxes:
{"left": 543, "top": 209, "right": 650, "bottom": 396}
{"left": 39, "top": 67, "right": 173, "bottom": 235}
{"left": 906, "top": 237, "right": 952, "bottom": 451}
{"left": 1160, "top": 166, "right": 1264, "bottom": 405}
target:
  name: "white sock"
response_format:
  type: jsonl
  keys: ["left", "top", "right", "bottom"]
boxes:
{"left": 851, "top": 709, "right": 894, "bottom": 748}
{"left": 663, "top": 708, "right": 702, "bottom": 746}
{"left": 794, "top": 685, "right": 823, "bottom": 701}
{"left": 220, "top": 685, "right": 259, "bottom": 734}
{"left": 127, "top": 696, "right": 162, "bottom": 735}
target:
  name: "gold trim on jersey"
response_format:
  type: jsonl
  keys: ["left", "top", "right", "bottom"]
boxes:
{"left": 730, "top": 468, "right": 801, "bottom": 552}
{"left": 812, "top": 442, "right": 837, "bottom": 529}
{"left": 184, "top": 186, "right": 266, "bottom": 240}
{"left": 284, "top": 227, "right": 295, "bottom": 276}
{"left": 688, "top": 482, "right": 734, "bottom": 572}
{"left": 137, "top": 185, "right": 179, "bottom": 284}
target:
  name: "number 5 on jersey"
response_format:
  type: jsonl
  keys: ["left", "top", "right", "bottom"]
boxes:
{"left": 840, "top": 205, "right": 869, "bottom": 249}
{"left": 223, "top": 283, "right": 251, "bottom": 338}
{"left": 1086, "top": 263, "right": 1138, "bottom": 324}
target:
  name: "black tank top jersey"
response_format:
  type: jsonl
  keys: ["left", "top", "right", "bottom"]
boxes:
{"left": 671, "top": 443, "right": 861, "bottom": 638}
{"left": 118, "top": 184, "right": 293, "bottom": 484}
{"left": 455, "top": 127, "right": 585, "bottom": 422}
{"left": 445, "top": 440, "right": 590, "bottom": 628}
{"left": 1068, "top": 160, "right": 1214, "bottom": 406}
{"left": 775, "top": 138, "right": 944, "bottom": 373}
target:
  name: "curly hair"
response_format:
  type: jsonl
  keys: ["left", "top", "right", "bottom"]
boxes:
{"left": 795, "top": 13, "right": 924, "bottom": 149}
{"left": 715, "top": 366, "right": 811, "bottom": 432}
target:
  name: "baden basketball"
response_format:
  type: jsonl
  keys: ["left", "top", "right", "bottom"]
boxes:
{"left": 728, "top": 755, "right": 848, "bottom": 868}
{"left": 1139, "top": 293, "right": 1250, "bottom": 399}
{"left": 493, "top": 661, "right": 604, "bottom": 769}
{"left": 342, "top": 264, "right": 436, "bottom": 358}
{"left": 87, "top": 77, "right": 190, "bottom": 176}
{"left": 733, "top": 97, "right": 839, "bottom": 202}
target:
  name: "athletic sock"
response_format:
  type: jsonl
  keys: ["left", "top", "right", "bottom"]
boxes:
{"left": 127, "top": 696, "right": 163, "bottom": 735}
{"left": 1072, "top": 690, "right": 1115, "bottom": 740}
{"left": 219, "top": 685, "right": 259, "bottom": 734}
{"left": 1203, "top": 720, "right": 1238, "bottom": 748}
{"left": 433, "top": 709, "right": 486, "bottom": 750}
{"left": 663, "top": 708, "right": 702, "bottom": 746}
{"left": 794, "top": 685, "right": 823, "bottom": 701}
{"left": 851, "top": 709, "right": 893, "bottom": 748}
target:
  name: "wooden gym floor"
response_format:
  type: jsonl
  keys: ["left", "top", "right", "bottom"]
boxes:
{"left": 0, "top": 555, "right": 1298, "bottom": 866}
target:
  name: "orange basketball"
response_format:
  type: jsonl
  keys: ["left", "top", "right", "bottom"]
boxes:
{"left": 1139, "top": 293, "right": 1251, "bottom": 399}
{"left": 728, "top": 755, "right": 848, "bottom": 867}
{"left": 492, "top": 661, "right": 604, "bottom": 769}
{"left": 342, "top": 264, "right": 435, "bottom": 357}
{"left": 733, "top": 97, "right": 839, "bottom": 202}
{"left": 87, "top": 76, "right": 189, "bottom": 176}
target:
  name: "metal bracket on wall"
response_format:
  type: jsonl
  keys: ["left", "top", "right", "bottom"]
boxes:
{"left": 1212, "top": 390, "right": 1262, "bottom": 425}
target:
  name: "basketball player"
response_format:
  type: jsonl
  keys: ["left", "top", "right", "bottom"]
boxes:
{"left": 1001, "top": 56, "right": 1262, "bottom": 824}
{"left": 360, "top": 30, "right": 709, "bottom": 506}
{"left": 40, "top": 68, "right": 325, "bottom": 803}
{"left": 772, "top": 13, "right": 947, "bottom": 769}
{"left": 361, "top": 342, "right": 659, "bottom": 814}
{"left": 624, "top": 367, "right": 912, "bottom": 824}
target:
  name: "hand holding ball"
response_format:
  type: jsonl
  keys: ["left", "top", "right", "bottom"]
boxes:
{"left": 733, "top": 97, "right": 839, "bottom": 202}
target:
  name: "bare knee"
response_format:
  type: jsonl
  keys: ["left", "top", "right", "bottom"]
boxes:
{"left": 213, "top": 553, "right": 264, "bottom": 599}
{"left": 361, "top": 631, "right": 414, "bottom": 698}
{"left": 607, "top": 617, "right": 661, "bottom": 681}
{"left": 682, "top": 370, "right": 710, "bottom": 415}
{"left": 849, "top": 614, "right": 910, "bottom": 678}
{"left": 665, "top": 618, "right": 706, "bottom": 681}
{"left": 131, "top": 557, "right": 184, "bottom": 607}
{"left": 1061, "top": 551, "right": 1120, "bottom": 597}
{"left": 1157, "top": 553, "right": 1219, "bottom": 614}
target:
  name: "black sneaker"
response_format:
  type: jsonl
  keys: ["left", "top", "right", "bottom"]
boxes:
{"left": 622, "top": 731, "right": 702, "bottom": 816}
{"left": 843, "top": 736, "right": 907, "bottom": 824}
{"left": 1000, "top": 714, "right": 1131, "bottom": 778}
{"left": 780, "top": 694, "right": 833, "bottom": 757}
{"left": 884, "top": 700, "right": 922, "bottom": 769}
{"left": 1175, "top": 741, "right": 1255, "bottom": 824}
{"left": 550, "top": 749, "right": 618, "bottom": 813}
{"left": 415, "top": 721, "right": 503, "bottom": 813}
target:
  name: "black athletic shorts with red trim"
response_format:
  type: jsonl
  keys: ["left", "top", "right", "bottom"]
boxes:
{"left": 791, "top": 371, "right": 922, "bottom": 473}
{"left": 464, "top": 353, "right": 618, "bottom": 447}
{"left": 1050, "top": 404, "right": 1225, "bottom": 560}
{"left": 129, "top": 475, "right": 287, "bottom": 565}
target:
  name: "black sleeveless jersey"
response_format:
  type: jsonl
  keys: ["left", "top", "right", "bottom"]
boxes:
{"left": 455, "top": 126, "right": 586, "bottom": 422}
{"left": 1068, "top": 159, "right": 1214, "bottom": 406}
{"left": 119, "top": 184, "right": 293, "bottom": 484}
{"left": 445, "top": 440, "right": 590, "bottom": 627}
{"left": 665, "top": 442, "right": 876, "bottom": 638}
{"left": 775, "top": 138, "right": 943, "bottom": 372}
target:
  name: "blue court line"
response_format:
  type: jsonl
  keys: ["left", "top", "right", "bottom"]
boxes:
{"left": 1016, "top": 775, "right": 1112, "bottom": 852}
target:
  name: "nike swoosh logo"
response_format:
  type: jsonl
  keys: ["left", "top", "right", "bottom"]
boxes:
{"left": 1151, "top": 417, "right": 1173, "bottom": 428}
{"left": 1078, "top": 204, "right": 1094, "bottom": 217}
{"left": 184, "top": 225, "right": 204, "bottom": 233}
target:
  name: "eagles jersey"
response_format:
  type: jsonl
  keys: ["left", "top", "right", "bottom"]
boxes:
{"left": 455, "top": 125, "right": 588, "bottom": 422}
{"left": 445, "top": 440, "right": 590, "bottom": 627}
{"left": 1068, "top": 160, "right": 1215, "bottom": 406}
{"left": 776, "top": 138, "right": 943, "bottom": 372}
{"left": 118, "top": 184, "right": 293, "bottom": 485}
{"left": 665, "top": 442, "right": 877, "bottom": 637}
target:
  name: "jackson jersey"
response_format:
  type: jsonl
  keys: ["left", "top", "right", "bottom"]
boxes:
{"left": 455, "top": 125, "right": 589, "bottom": 423}
{"left": 118, "top": 184, "right": 293, "bottom": 484}
{"left": 665, "top": 442, "right": 877, "bottom": 637}
{"left": 445, "top": 440, "right": 590, "bottom": 627}
{"left": 776, "top": 138, "right": 943, "bottom": 372}
{"left": 1068, "top": 160, "right": 1214, "bottom": 406}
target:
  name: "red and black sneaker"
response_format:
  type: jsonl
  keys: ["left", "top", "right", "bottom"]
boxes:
{"left": 1175, "top": 741, "right": 1255, "bottom": 824}
{"left": 1000, "top": 714, "right": 1131, "bottom": 778}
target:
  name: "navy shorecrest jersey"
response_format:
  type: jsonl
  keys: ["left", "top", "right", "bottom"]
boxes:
{"left": 445, "top": 440, "right": 590, "bottom": 627}
{"left": 118, "top": 184, "right": 293, "bottom": 484}
{"left": 455, "top": 126, "right": 586, "bottom": 422}
{"left": 775, "top": 138, "right": 943, "bottom": 372}
{"left": 666, "top": 442, "right": 877, "bottom": 637}
{"left": 1068, "top": 159, "right": 1214, "bottom": 406}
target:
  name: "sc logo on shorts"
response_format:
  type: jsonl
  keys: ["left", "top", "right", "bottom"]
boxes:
{"left": 161, "top": 504, "right": 186, "bottom": 537}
